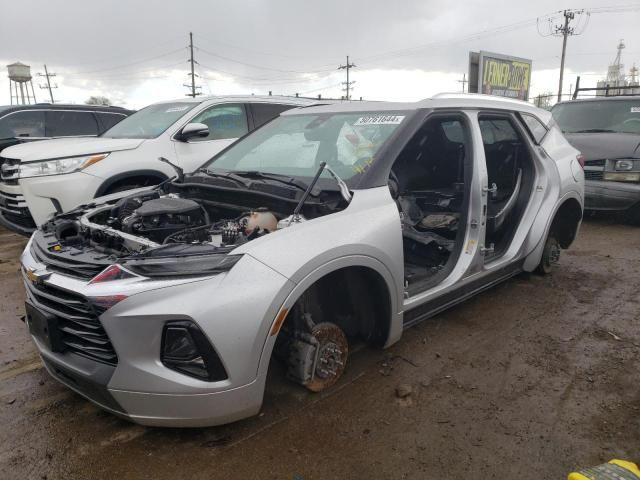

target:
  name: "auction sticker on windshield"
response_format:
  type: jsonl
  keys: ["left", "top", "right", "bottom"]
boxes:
{"left": 165, "top": 106, "right": 190, "bottom": 113}
{"left": 631, "top": 107, "right": 640, "bottom": 113}
{"left": 354, "top": 115, "right": 405, "bottom": 126}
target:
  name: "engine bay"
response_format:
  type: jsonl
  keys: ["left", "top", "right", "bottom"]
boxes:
{"left": 42, "top": 186, "right": 336, "bottom": 262}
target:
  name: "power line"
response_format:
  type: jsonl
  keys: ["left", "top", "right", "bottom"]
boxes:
{"left": 37, "top": 65, "right": 57, "bottom": 103}
{"left": 74, "top": 48, "right": 185, "bottom": 75}
{"left": 338, "top": 56, "right": 356, "bottom": 100}
{"left": 196, "top": 46, "right": 336, "bottom": 75}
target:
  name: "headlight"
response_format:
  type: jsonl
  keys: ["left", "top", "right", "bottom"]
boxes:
{"left": 615, "top": 159, "right": 634, "bottom": 171}
{"left": 18, "top": 153, "right": 110, "bottom": 179}
{"left": 122, "top": 254, "right": 241, "bottom": 278}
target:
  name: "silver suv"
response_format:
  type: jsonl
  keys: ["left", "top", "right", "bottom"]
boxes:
{"left": 20, "top": 94, "right": 584, "bottom": 427}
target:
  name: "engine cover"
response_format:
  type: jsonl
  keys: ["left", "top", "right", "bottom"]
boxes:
{"left": 121, "top": 197, "right": 206, "bottom": 243}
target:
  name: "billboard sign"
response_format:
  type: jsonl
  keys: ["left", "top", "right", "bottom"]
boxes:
{"left": 468, "top": 51, "right": 532, "bottom": 101}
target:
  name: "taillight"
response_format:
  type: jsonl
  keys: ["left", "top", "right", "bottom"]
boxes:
{"left": 576, "top": 154, "right": 585, "bottom": 169}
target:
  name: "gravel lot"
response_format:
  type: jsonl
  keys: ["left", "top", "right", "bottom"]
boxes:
{"left": 0, "top": 218, "right": 638, "bottom": 480}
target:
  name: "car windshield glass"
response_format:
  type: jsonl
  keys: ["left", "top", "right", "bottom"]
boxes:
{"left": 203, "top": 111, "right": 409, "bottom": 184}
{"left": 552, "top": 99, "right": 640, "bottom": 134}
{"left": 101, "top": 102, "right": 197, "bottom": 139}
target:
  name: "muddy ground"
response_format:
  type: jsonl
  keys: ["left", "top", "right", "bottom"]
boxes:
{"left": 0, "top": 218, "right": 638, "bottom": 480}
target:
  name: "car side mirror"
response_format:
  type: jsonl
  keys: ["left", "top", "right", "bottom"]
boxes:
{"left": 179, "top": 123, "right": 209, "bottom": 141}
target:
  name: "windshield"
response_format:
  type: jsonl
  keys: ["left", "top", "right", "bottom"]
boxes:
{"left": 552, "top": 99, "right": 640, "bottom": 134}
{"left": 203, "top": 111, "right": 409, "bottom": 184}
{"left": 101, "top": 102, "right": 197, "bottom": 139}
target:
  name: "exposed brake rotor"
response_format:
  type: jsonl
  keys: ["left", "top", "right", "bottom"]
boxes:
{"left": 304, "top": 322, "right": 348, "bottom": 392}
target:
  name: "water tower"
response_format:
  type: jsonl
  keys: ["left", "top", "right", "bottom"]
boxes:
{"left": 7, "top": 62, "right": 37, "bottom": 105}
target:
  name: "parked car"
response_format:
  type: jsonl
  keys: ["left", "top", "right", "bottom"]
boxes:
{"left": 552, "top": 96, "right": 640, "bottom": 224}
{"left": 0, "top": 103, "right": 133, "bottom": 155}
{"left": 0, "top": 96, "right": 315, "bottom": 235}
{"left": 20, "top": 94, "right": 583, "bottom": 427}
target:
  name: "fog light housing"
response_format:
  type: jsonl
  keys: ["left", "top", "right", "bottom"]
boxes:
{"left": 161, "top": 321, "right": 227, "bottom": 381}
{"left": 603, "top": 172, "right": 640, "bottom": 182}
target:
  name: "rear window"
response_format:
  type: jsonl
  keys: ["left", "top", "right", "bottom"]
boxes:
{"left": 520, "top": 114, "right": 548, "bottom": 144}
{"left": 46, "top": 111, "right": 98, "bottom": 136}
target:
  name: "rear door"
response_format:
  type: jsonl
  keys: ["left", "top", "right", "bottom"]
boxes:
{"left": 173, "top": 103, "right": 250, "bottom": 172}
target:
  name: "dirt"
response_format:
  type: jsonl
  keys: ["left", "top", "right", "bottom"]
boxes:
{"left": 0, "top": 217, "right": 638, "bottom": 480}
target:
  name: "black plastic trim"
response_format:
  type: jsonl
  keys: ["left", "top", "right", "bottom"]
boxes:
{"left": 161, "top": 320, "right": 228, "bottom": 382}
{"left": 94, "top": 170, "right": 169, "bottom": 197}
{"left": 403, "top": 260, "right": 524, "bottom": 328}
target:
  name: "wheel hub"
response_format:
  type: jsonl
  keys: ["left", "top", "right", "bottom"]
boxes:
{"left": 315, "top": 341, "right": 344, "bottom": 379}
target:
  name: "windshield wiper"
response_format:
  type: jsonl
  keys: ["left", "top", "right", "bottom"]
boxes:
{"left": 196, "top": 168, "right": 253, "bottom": 187}
{"left": 231, "top": 170, "right": 310, "bottom": 191}
{"left": 571, "top": 129, "right": 617, "bottom": 133}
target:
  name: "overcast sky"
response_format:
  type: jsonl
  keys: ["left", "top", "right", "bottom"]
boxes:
{"left": 1, "top": 0, "right": 638, "bottom": 108}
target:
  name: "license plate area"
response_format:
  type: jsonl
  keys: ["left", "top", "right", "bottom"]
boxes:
{"left": 25, "top": 302, "right": 66, "bottom": 353}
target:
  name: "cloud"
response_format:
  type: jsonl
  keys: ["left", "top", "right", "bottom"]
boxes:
{"left": 0, "top": 0, "right": 638, "bottom": 107}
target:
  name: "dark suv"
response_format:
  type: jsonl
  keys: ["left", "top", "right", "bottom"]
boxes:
{"left": 0, "top": 104, "right": 134, "bottom": 154}
{"left": 551, "top": 96, "right": 640, "bottom": 224}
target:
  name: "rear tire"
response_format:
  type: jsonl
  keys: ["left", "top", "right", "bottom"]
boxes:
{"left": 536, "top": 233, "right": 561, "bottom": 275}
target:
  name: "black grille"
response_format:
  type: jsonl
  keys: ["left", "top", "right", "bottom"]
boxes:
{"left": 585, "top": 170, "right": 604, "bottom": 181}
{"left": 584, "top": 159, "right": 606, "bottom": 167}
{"left": 31, "top": 237, "right": 107, "bottom": 280}
{"left": 24, "top": 277, "right": 118, "bottom": 365}
{"left": 0, "top": 156, "right": 20, "bottom": 185}
{"left": 0, "top": 190, "right": 36, "bottom": 229}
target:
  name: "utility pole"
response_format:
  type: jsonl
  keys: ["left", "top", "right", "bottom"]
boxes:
{"left": 550, "top": 9, "right": 590, "bottom": 102}
{"left": 338, "top": 56, "right": 356, "bottom": 100}
{"left": 184, "top": 32, "right": 201, "bottom": 98}
{"left": 37, "top": 65, "right": 57, "bottom": 103}
{"left": 458, "top": 73, "right": 467, "bottom": 93}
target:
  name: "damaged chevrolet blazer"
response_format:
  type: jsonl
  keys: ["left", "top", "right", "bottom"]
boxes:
{"left": 20, "top": 95, "right": 584, "bottom": 427}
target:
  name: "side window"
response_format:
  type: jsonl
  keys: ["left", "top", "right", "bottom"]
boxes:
{"left": 96, "top": 113, "right": 126, "bottom": 133}
{"left": 250, "top": 103, "right": 296, "bottom": 129}
{"left": 478, "top": 118, "right": 520, "bottom": 145}
{"left": 45, "top": 111, "right": 99, "bottom": 136}
{"left": 188, "top": 104, "right": 248, "bottom": 141}
{"left": 0, "top": 111, "right": 45, "bottom": 138}
{"left": 520, "top": 113, "right": 548, "bottom": 144}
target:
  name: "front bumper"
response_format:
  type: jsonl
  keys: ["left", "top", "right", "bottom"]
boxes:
{"left": 0, "top": 182, "right": 36, "bottom": 235}
{"left": 21, "top": 238, "right": 294, "bottom": 427}
{"left": 19, "top": 171, "right": 103, "bottom": 226}
{"left": 584, "top": 179, "right": 640, "bottom": 211}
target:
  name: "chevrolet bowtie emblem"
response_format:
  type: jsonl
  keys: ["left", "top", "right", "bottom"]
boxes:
{"left": 26, "top": 268, "right": 51, "bottom": 284}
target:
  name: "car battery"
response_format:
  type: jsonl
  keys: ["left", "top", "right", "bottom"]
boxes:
{"left": 568, "top": 459, "right": 640, "bottom": 480}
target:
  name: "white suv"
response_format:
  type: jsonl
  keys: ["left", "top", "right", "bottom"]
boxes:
{"left": 0, "top": 95, "right": 316, "bottom": 234}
